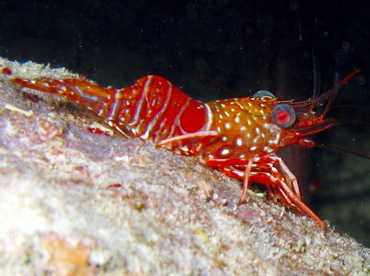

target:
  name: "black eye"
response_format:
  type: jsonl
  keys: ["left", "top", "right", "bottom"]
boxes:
{"left": 272, "top": 104, "right": 296, "bottom": 128}
{"left": 252, "top": 90, "right": 275, "bottom": 98}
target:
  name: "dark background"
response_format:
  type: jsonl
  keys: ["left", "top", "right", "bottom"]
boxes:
{"left": 0, "top": 0, "right": 369, "bottom": 245}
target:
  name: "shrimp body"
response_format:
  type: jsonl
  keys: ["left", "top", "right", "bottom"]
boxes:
{"left": 13, "top": 76, "right": 210, "bottom": 151}
{"left": 11, "top": 73, "right": 344, "bottom": 228}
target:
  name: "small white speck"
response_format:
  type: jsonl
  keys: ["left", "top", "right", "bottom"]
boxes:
{"left": 114, "top": 155, "right": 130, "bottom": 162}
{"left": 263, "top": 146, "right": 274, "bottom": 153}
{"left": 250, "top": 146, "right": 257, "bottom": 151}
{"left": 268, "top": 135, "right": 280, "bottom": 145}
{"left": 222, "top": 136, "right": 228, "bottom": 141}
{"left": 225, "top": 123, "right": 231, "bottom": 129}
{"left": 183, "top": 145, "right": 190, "bottom": 151}
{"left": 236, "top": 138, "right": 243, "bottom": 146}
{"left": 235, "top": 116, "right": 240, "bottom": 123}
{"left": 220, "top": 148, "right": 231, "bottom": 155}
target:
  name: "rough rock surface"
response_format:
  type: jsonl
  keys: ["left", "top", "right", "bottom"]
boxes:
{"left": 0, "top": 57, "right": 369, "bottom": 275}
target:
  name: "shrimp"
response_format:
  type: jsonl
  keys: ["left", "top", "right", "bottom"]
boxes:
{"left": 11, "top": 73, "right": 350, "bottom": 228}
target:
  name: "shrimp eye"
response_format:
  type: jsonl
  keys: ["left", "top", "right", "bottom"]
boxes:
{"left": 272, "top": 104, "right": 296, "bottom": 128}
{"left": 252, "top": 90, "right": 275, "bottom": 98}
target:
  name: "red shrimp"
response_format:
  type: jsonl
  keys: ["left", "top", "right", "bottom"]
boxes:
{"left": 10, "top": 73, "right": 352, "bottom": 228}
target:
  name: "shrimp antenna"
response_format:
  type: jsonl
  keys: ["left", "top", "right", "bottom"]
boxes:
{"left": 316, "top": 144, "right": 370, "bottom": 161}
{"left": 193, "top": 71, "right": 241, "bottom": 98}
{"left": 312, "top": 55, "right": 321, "bottom": 99}
{"left": 316, "top": 70, "right": 369, "bottom": 160}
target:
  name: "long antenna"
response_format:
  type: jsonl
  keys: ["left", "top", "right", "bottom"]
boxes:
{"left": 316, "top": 144, "right": 370, "bottom": 160}
{"left": 193, "top": 71, "right": 241, "bottom": 98}
{"left": 312, "top": 55, "right": 321, "bottom": 99}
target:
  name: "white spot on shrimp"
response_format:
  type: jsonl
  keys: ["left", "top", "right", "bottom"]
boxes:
{"left": 234, "top": 116, "right": 240, "bottom": 123}
{"left": 250, "top": 146, "right": 257, "bottom": 151}
{"left": 222, "top": 136, "right": 227, "bottom": 141}
{"left": 263, "top": 146, "right": 274, "bottom": 153}
{"left": 268, "top": 135, "right": 280, "bottom": 145}
{"left": 220, "top": 148, "right": 231, "bottom": 155}
{"left": 236, "top": 137, "right": 243, "bottom": 146}
{"left": 241, "top": 126, "right": 246, "bottom": 131}
{"left": 239, "top": 154, "right": 246, "bottom": 159}
{"left": 225, "top": 123, "right": 231, "bottom": 129}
